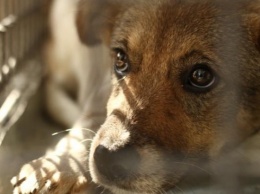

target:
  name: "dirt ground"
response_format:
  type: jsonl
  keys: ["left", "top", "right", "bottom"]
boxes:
{"left": 0, "top": 89, "right": 63, "bottom": 193}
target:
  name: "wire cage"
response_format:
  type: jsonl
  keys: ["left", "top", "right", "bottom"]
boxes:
{"left": 0, "top": 0, "right": 47, "bottom": 144}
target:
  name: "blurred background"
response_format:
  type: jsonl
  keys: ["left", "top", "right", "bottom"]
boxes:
{"left": 0, "top": 0, "right": 63, "bottom": 193}
{"left": 0, "top": 0, "right": 259, "bottom": 193}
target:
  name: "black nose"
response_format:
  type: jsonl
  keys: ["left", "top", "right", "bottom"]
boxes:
{"left": 94, "top": 145, "right": 139, "bottom": 180}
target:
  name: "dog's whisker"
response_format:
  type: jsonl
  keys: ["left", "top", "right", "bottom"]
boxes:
{"left": 80, "top": 139, "right": 93, "bottom": 143}
{"left": 174, "top": 162, "right": 213, "bottom": 176}
{"left": 52, "top": 128, "right": 96, "bottom": 136}
{"left": 147, "top": 184, "right": 161, "bottom": 193}
{"left": 77, "top": 127, "right": 97, "bottom": 135}
{"left": 158, "top": 190, "right": 163, "bottom": 194}
{"left": 162, "top": 189, "right": 167, "bottom": 194}
{"left": 161, "top": 179, "right": 184, "bottom": 194}
{"left": 172, "top": 184, "right": 184, "bottom": 194}
{"left": 69, "top": 127, "right": 97, "bottom": 134}
{"left": 114, "top": 76, "right": 126, "bottom": 85}
{"left": 159, "top": 188, "right": 167, "bottom": 194}
{"left": 101, "top": 188, "right": 106, "bottom": 194}
{"left": 52, "top": 129, "right": 71, "bottom": 136}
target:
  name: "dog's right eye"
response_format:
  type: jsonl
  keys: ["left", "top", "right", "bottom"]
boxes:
{"left": 114, "top": 49, "right": 130, "bottom": 77}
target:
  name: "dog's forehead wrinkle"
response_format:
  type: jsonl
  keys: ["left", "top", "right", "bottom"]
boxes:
{"left": 117, "top": 10, "right": 254, "bottom": 93}
{"left": 111, "top": 1, "right": 224, "bottom": 75}
{"left": 118, "top": 0, "right": 253, "bottom": 61}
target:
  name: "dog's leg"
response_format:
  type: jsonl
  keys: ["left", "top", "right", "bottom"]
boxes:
{"left": 11, "top": 123, "right": 98, "bottom": 194}
{"left": 43, "top": 0, "right": 85, "bottom": 127}
{"left": 12, "top": 45, "right": 112, "bottom": 194}
{"left": 11, "top": 89, "right": 112, "bottom": 194}
{"left": 11, "top": 0, "right": 113, "bottom": 192}
{"left": 45, "top": 79, "right": 81, "bottom": 127}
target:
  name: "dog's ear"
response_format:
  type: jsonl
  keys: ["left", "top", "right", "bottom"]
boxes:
{"left": 76, "top": 0, "right": 127, "bottom": 46}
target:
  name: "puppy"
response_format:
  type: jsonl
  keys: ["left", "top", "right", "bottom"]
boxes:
{"left": 12, "top": 0, "right": 260, "bottom": 194}
{"left": 43, "top": 0, "right": 111, "bottom": 128}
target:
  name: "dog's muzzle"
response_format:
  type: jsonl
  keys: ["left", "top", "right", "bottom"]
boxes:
{"left": 94, "top": 144, "right": 140, "bottom": 181}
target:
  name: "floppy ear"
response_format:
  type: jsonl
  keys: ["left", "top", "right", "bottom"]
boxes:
{"left": 76, "top": 0, "right": 125, "bottom": 46}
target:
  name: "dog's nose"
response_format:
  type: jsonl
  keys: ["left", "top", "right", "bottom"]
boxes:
{"left": 94, "top": 145, "right": 139, "bottom": 180}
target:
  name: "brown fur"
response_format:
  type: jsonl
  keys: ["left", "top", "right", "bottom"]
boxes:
{"left": 12, "top": 0, "right": 260, "bottom": 193}
{"left": 77, "top": 0, "right": 260, "bottom": 193}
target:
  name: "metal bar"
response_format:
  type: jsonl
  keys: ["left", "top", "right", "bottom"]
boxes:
{"left": 0, "top": 0, "right": 44, "bottom": 88}
{"left": 0, "top": 0, "right": 45, "bottom": 144}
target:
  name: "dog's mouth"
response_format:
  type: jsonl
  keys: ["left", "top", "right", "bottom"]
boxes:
{"left": 87, "top": 110, "right": 212, "bottom": 193}
{"left": 88, "top": 136, "right": 192, "bottom": 193}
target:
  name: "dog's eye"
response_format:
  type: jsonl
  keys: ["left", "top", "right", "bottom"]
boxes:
{"left": 184, "top": 64, "right": 218, "bottom": 92}
{"left": 114, "top": 50, "right": 130, "bottom": 77}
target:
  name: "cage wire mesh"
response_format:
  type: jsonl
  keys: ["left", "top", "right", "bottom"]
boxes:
{"left": 0, "top": 0, "right": 46, "bottom": 145}
{"left": 0, "top": 1, "right": 258, "bottom": 194}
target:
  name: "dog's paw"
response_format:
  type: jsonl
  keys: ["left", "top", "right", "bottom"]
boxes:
{"left": 11, "top": 155, "right": 90, "bottom": 194}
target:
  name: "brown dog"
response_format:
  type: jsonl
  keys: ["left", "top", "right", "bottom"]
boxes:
{"left": 12, "top": 0, "right": 260, "bottom": 193}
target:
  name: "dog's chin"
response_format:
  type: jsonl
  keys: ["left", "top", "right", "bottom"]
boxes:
{"left": 90, "top": 171, "right": 169, "bottom": 194}
{"left": 89, "top": 160, "right": 183, "bottom": 194}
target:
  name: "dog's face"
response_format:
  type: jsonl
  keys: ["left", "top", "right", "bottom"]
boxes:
{"left": 77, "top": 0, "right": 260, "bottom": 193}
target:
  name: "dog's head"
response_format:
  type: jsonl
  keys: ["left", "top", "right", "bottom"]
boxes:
{"left": 77, "top": 0, "right": 260, "bottom": 193}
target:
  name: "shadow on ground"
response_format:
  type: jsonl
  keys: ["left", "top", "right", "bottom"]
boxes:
{"left": 0, "top": 88, "right": 63, "bottom": 193}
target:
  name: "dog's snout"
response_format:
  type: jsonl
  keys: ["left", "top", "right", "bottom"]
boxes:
{"left": 94, "top": 145, "right": 140, "bottom": 180}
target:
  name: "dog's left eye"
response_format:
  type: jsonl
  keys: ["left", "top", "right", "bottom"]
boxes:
{"left": 114, "top": 50, "right": 130, "bottom": 77}
{"left": 184, "top": 64, "right": 218, "bottom": 92}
